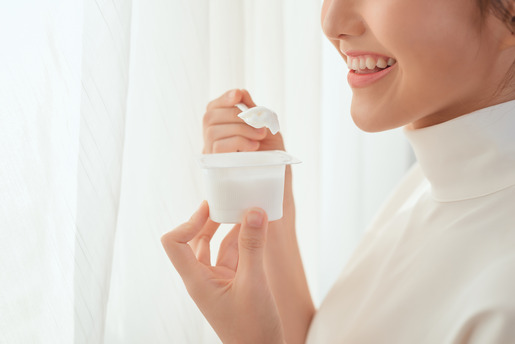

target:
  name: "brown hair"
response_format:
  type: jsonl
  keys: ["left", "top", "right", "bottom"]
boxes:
{"left": 478, "top": 0, "right": 515, "bottom": 96}
{"left": 478, "top": 0, "right": 514, "bottom": 30}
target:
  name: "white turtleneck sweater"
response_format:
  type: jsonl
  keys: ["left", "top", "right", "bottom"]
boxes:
{"left": 306, "top": 101, "right": 515, "bottom": 343}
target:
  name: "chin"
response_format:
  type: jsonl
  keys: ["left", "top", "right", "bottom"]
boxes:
{"left": 350, "top": 97, "right": 410, "bottom": 132}
{"left": 350, "top": 108, "right": 398, "bottom": 133}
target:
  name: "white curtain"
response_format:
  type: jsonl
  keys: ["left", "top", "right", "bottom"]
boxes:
{"left": 0, "top": 0, "right": 413, "bottom": 343}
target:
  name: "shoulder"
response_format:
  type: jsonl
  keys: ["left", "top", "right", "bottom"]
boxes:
{"left": 468, "top": 254, "right": 515, "bottom": 305}
{"left": 452, "top": 254, "right": 515, "bottom": 343}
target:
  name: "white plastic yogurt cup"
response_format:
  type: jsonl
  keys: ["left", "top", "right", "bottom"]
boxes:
{"left": 198, "top": 150, "right": 301, "bottom": 223}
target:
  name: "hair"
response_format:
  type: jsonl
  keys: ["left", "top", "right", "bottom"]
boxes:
{"left": 478, "top": 0, "right": 514, "bottom": 30}
{"left": 477, "top": 0, "right": 515, "bottom": 96}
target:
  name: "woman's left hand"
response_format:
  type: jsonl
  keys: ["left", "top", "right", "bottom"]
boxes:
{"left": 161, "top": 201, "right": 285, "bottom": 344}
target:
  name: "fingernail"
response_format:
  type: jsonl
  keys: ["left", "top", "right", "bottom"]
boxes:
{"left": 247, "top": 209, "right": 264, "bottom": 228}
{"left": 227, "top": 90, "right": 236, "bottom": 99}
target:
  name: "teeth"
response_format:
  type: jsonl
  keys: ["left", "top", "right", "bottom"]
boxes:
{"left": 347, "top": 55, "right": 397, "bottom": 71}
{"left": 365, "top": 57, "right": 375, "bottom": 69}
{"left": 352, "top": 59, "right": 359, "bottom": 70}
{"left": 377, "top": 57, "right": 387, "bottom": 69}
{"left": 359, "top": 58, "right": 366, "bottom": 70}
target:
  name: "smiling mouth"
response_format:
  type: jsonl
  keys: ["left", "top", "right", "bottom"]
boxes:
{"left": 347, "top": 55, "right": 397, "bottom": 74}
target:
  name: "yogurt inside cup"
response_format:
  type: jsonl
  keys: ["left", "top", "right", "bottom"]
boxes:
{"left": 198, "top": 150, "right": 301, "bottom": 223}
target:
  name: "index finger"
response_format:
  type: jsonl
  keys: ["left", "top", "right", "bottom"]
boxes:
{"left": 161, "top": 201, "right": 210, "bottom": 283}
{"left": 206, "top": 89, "right": 244, "bottom": 111}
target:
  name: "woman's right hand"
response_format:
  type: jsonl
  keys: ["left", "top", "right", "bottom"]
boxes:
{"left": 202, "top": 89, "right": 285, "bottom": 154}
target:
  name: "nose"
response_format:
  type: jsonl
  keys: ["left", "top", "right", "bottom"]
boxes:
{"left": 321, "top": 0, "right": 365, "bottom": 40}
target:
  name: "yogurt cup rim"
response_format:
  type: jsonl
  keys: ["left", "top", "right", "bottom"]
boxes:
{"left": 197, "top": 150, "right": 301, "bottom": 169}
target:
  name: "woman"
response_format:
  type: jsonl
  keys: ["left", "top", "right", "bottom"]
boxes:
{"left": 161, "top": 0, "right": 515, "bottom": 342}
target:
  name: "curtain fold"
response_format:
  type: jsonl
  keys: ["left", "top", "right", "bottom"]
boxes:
{"left": 1, "top": 1, "right": 411, "bottom": 343}
{"left": 104, "top": 0, "right": 213, "bottom": 342}
{"left": 75, "top": 0, "right": 132, "bottom": 342}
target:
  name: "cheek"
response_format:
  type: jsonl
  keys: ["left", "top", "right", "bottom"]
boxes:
{"left": 372, "top": 1, "right": 481, "bottom": 100}
{"left": 372, "top": 0, "right": 476, "bottom": 60}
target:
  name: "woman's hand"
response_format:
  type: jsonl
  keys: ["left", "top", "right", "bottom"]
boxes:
{"left": 161, "top": 201, "right": 285, "bottom": 344}
{"left": 203, "top": 89, "right": 285, "bottom": 154}
{"left": 199, "top": 89, "right": 313, "bottom": 344}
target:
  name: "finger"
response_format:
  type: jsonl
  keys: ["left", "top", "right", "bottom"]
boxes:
{"left": 209, "top": 136, "right": 260, "bottom": 154}
{"left": 192, "top": 219, "right": 221, "bottom": 266}
{"left": 161, "top": 201, "right": 210, "bottom": 282}
{"left": 206, "top": 89, "right": 244, "bottom": 111}
{"left": 204, "top": 123, "right": 267, "bottom": 145}
{"left": 237, "top": 208, "right": 268, "bottom": 277}
{"left": 189, "top": 215, "right": 220, "bottom": 252}
{"left": 203, "top": 107, "right": 244, "bottom": 128}
{"left": 240, "top": 89, "right": 257, "bottom": 108}
{"left": 216, "top": 224, "right": 241, "bottom": 271}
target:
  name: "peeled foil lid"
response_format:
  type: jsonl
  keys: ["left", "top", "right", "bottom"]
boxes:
{"left": 237, "top": 106, "right": 280, "bottom": 135}
{"left": 198, "top": 150, "right": 301, "bottom": 169}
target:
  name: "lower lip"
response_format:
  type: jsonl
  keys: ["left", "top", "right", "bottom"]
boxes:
{"left": 347, "top": 64, "right": 396, "bottom": 88}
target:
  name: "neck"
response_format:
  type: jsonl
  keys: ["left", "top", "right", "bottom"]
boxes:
{"left": 404, "top": 100, "right": 515, "bottom": 201}
{"left": 409, "top": 90, "right": 515, "bottom": 130}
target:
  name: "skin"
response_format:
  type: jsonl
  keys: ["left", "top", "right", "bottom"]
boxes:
{"left": 163, "top": 89, "right": 314, "bottom": 344}
{"left": 322, "top": 0, "right": 515, "bottom": 132}
{"left": 162, "top": 1, "right": 515, "bottom": 343}
{"left": 161, "top": 202, "right": 285, "bottom": 344}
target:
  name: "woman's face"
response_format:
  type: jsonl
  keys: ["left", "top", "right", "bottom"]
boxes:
{"left": 322, "top": 0, "right": 515, "bottom": 132}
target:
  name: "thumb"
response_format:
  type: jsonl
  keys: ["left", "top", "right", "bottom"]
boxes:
{"left": 237, "top": 208, "right": 268, "bottom": 274}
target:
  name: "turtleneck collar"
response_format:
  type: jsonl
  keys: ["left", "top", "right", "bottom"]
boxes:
{"left": 404, "top": 100, "right": 515, "bottom": 202}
